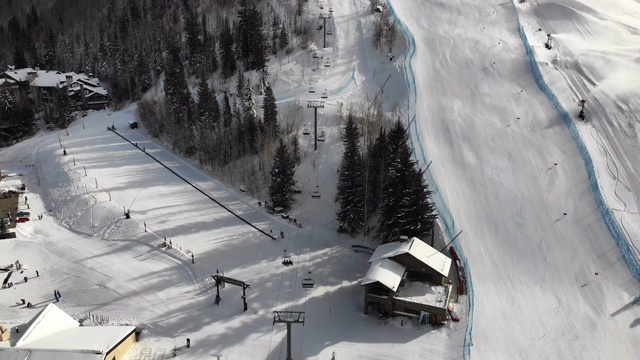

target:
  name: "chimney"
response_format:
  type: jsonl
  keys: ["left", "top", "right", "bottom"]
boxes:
{"left": 80, "top": 83, "right": 87, "bottom": 110}
{"left": 66, "top": 74, "right": 73, "bottom": 87}
{"left": 27, "top": 71, "right": 37, "bottom": 84}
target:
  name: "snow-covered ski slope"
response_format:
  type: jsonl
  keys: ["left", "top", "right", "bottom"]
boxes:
{"left": 389, "top": 0, "right": 640, "bottom": 358}
{"left": 2, "top": 0, "right": 640, "bottom": 359}
{"left": 1, "top": 1, "right": 469, "bottom": 360}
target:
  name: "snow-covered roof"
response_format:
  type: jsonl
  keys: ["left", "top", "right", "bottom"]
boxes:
{"left": 15, "top": 303, "right": 79, "bottom": 347}
{"left": 30, "top": 71, "right": 64, "bottom": 88}
{"left": 2, "top": 68, "right": 35, "bottom": 82}
{"left": 369, "top": 237, "right": 451, "bottom": 277}
{"left": 394, "top": 281, "right": 453, "bottom": 311}
{"left": 19, "top": 326, "right": 135, "bottom": 352}
{"left": 1, "top": 304, "right": 135, "bottom": 360}
{"left": 0, "top": 349, "right": 104, "bottom": 360}
{"left": 361, "top": 258, "right": 406, "bottom": 291}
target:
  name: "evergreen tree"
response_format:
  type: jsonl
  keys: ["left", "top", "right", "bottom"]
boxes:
{"left": 404, "top": 167, "right": 437, "bottom": 239}
{"left": 244, "top": 111, "right": 259, "bottom": 154}
{"left": 271, "top": 14, "right": 280, "bottom": 55}
{"left": 279, "top": 24, "right": 289, "bottom": 50}
{"left": 238, "top": 0, "right": 268, "bottom": 71}
{"left": 13, "top": 94, "right": 35, "bottom": 137}
{"left": 268, "top": 139, "right": 296, "bottom": 209}
{"left": 197, "top": 76, "right": 215, "bottom": 126}
{"left": 219, "top": 17, "right": 237, "bottom": 79}
{"left": 222, "top": 90, "right": 233, "bottom": 129}
{"left": 52, "top": 88, "right": 74, "bottom": 129}
{"left": 13, "top": 45, "right": 27, "bottom": 68}
{"left": 377, "top": 120, "right": 437, "bottom": 243}
{"left": 336, "top": 113, "right": 365, "bottom": 234}
{"left": 291, "top": 134, "right": 300, "bottom": 165}
{"left": 0, "top": 91, "right": 13, "bottom": 119}
{"left": 366, "top": 127, "right": 387, "bottom": 214}
{"left": 211, "top": 89, "right": 221, "bottom": 127}
{"left": 201, "top": 13, "right": 218, "bottom": 74}
{"left": 164, "top": 39, "right": 189, "bottom": 122}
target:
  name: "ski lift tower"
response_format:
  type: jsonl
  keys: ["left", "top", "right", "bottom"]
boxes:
{"left": 212, "top": 274, "right": 250, "bottom": 312}
{"left": 319, "top": 12, "right": 331, "bottom": 48}
{"left": 307, "top": 100, "right": 325, "bottom": 151}
{"left": 273, "top": 311, "right": 305, "bottom": 360}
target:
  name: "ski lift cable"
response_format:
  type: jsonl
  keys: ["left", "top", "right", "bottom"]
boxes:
{"left": 108, "top": 128, "right": 276, "bottom": 240}
{"left": 127, "top": 187, "right": 143, "bottom": 211}
{"left": 267, "top": 243, "right": 291, "bottom": 358}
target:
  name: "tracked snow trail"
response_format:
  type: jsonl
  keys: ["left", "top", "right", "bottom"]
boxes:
{"left": 514, "top": 0, "right": 640, "bottom": 271}
{"left": 389, "top": 0, "right": 640, "bottom": 358}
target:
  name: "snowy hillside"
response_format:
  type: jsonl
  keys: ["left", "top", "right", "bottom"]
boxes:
{"left": 1, "top": 0, "right": 639, "bottom": 359}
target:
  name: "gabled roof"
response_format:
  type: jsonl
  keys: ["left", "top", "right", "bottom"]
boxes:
{"left": 2, "top": 68, "right": 35, "bottom": 82}
{"left": 369, "top": 237, "right": 451, "bottom": 277}
{"left": 16, "top": 303, "right": 79, "bottom": 347}
{"left": 4, "top": 303, "right": 135, "bottom": 360}
{"left": 361, "top": 259, "right": 406, "bottom": 291}
{"left": 30, "top": 71, "right": 65, "bottom": 88}
{"left": 18, "top": 326, "right": 135, "bottom": 352}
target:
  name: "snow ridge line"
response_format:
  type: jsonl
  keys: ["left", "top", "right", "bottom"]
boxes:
{"left": 509, "top": 1, "right": 640, "bottom": 282}
{"left": 385, "top": 1, "right": 474, "bottom": 359}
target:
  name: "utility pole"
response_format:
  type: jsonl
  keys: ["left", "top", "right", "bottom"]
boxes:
{"left": 307, "top": 101, "right": 325, "bottom": 151}
{"left": 319, "top": 13, "right": 331, "bottom": 48}
{"left": 273, "top": 311, "right": 305, "bottom": 360}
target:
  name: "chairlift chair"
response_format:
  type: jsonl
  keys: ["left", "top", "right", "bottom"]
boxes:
{"left": 327, "top": 28, "right": 333, "bottom": 35}
{"left": 309, "top": 86, "right": 316, "bottom": 93}
{"left": 323, "top": 59, "right": 331, "bottom": 67}
{"left": 321, "top": 90, "right": 328, "bottom": 99}
{"left": 313, "top": 52, "right": 320, "bottom": 59}
{"left": 282, "top": 255, "right": 293, "bottom": 267}
{"left": 302, "top": 278, "right": 315, "bottom": 288}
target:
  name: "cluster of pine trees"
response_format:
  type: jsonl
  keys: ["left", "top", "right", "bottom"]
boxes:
{"left": 336, "top": 115, "right": 437, "bottom": 243}
{"left": 0, "top": 0, "right": 295, "bottom": 103}
{"left": 0, "top": 91, "right": 35, "bottom": 145}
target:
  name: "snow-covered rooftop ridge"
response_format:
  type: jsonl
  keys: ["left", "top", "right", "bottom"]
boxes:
{"left": 18, "top": 326, "right": 135, "bottom": 352}
{"left": 2, "top": 68, "right": 35, "bottom": 82}
{"left": 369, "top": 237, "right": 452, "bottom": 277}
{"left": 15, "top": 303, "right": 79, "bottom": 347}
{"left": 4, "top": 303, "right": 134, "bottom": 358}
{"left": 361, "top": 258, "right": 406, "bottom": 291}
{"left": 30, "top": 71, "right": 65, "bottom": 88}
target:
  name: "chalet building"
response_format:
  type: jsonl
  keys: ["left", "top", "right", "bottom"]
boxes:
{"left": 0, "top": 303, "right": 136, "bottom": 360}
{"left": 0, "top": 67, "right": 109, "bottom": 111}
{"left": 0, "top": 68, "right": 34, "bottom": 94}
{"left": 361, "top": 237, "right": 454, "bottom": 325}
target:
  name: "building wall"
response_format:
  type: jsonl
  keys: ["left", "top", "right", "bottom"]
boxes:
{"left": 0, "top": 192, "right": 20, "bottom": 229}
{"left": 103, "top": 331, "right": 136, "bottom": 360}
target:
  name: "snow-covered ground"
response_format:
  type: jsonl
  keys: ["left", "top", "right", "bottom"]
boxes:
{"left": 2, "top": 0, "right": 639, "bottom": 359}
{"left": 388, "top": 0, "right": 640, "bottom": 358}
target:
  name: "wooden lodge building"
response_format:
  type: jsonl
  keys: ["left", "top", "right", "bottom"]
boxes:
{"left": 361, "top": 237, "right": 454, "bottom": 325}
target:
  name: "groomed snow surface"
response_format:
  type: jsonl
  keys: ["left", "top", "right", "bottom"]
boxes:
{"left": 1, "top": 0, "right": 640, "bottom": 359}
{"left": 388, "top": 0, "right": 640, "bottom": 358}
